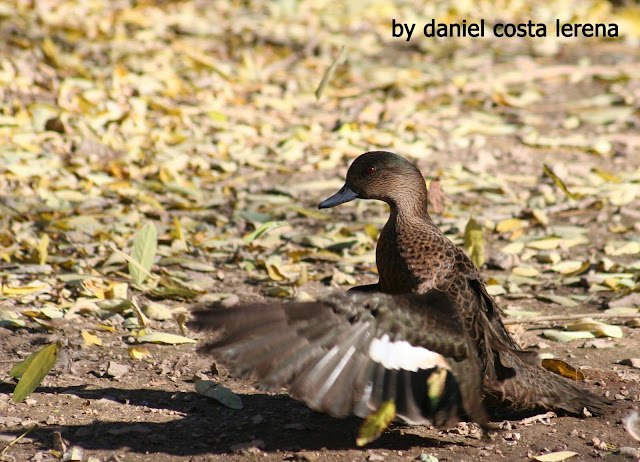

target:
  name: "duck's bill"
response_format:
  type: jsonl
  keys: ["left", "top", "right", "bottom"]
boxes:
{"left": 318, "top": 183, "right": 358, "bottom": 209}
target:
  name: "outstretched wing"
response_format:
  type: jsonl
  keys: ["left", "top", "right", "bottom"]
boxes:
{"left": 189, "top": 291, "right": 487, "bottom": 428}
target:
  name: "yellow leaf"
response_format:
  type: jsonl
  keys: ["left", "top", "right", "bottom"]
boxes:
{"left": 295, "top": 263, "right": 308, "bottom": 287}
{"left": 496, "top": 218, "right": 525, "bottom": 233}
{"left": 37, "top": 234, "right": 49, "bottom": 265}
{"left": 426, "top": 368, "right": 449, "bottom": 407}
{"left": 541, "top": 358, "right": 585, "bottom": 380}
{"left": 289, "top": 205, "right": 331, "bottom": 220}
{"left": 265, "top": 255, "right": 288, "bottom": 281}
{"left": 604, "top": 241, "right": 640, "bottom": 256}
{"left": 501, "top": 242, "right": 525, "bottom": 255}
{"left": 83, "top": 280, "right": 106, "bottom": 299}
{"left": 95, "top": 324, "right": 116, "bottom": 333}
{"left": 567, "top": 318, "right": 623, "bottom": 338}
{"left": 265, "top": 286, "right": 291, "bottom": 297}
{"left": 592, "top": 168, "right": 622, "bottom": 183}
{"left": 81, "top": 331, "right": 102, "bottom": 347}
{"left": 604, "top": 277, "right": 620, "bottom": 289}
{"left": 526, "top": 237, "right": 589, "bottom": 250}
{"left": 464, "top": 217, "right": 484, "bottom": 268}
{"left": 509, "top": 228, "right": 526, "bottom": 241}
{"left": 365, "top": 224, "right": 379, "bottom": 241}
{"left": 177, "top": 313, "right": 188, "bottom": 335}
{"left": 104, "top": 282, "right": 128, "bottom": 299}
{"left": 137, "top": 332, "right": 196, "bottom": 345}
{"left": 550, "top": 260, "right": 587, "bottom": 275}
{"left": 128, "top": 346, "right": 151, "bottom": 360}
{"left": 41, "top": 37, "right": 60, "bottom": 68}
{"left": 512, "top": 266, "right": 540, "bottom": 277}
{"left": 531, "top": 209, "right": 549, "bottom": 226}
{"left": 173, "top": 215, "right": 183, "bottom": 240}
{"left": 542, "top": 330, "right": 595, "bottom": 342}
{"left": 2, "top": 284, "right": 48, "bottom": 295}
{"left": 356, "top": 400, "right": 396, "bottom": 446}
{"left": 533, "top": 451, "right": 578, "bottom": 461}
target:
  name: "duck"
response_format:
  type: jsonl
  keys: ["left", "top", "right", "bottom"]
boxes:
{"left": 318, "top": 151, "right": 610, "bottom": 415}
{"left": 189, "top": 290, "right": 488, "bottom": 432}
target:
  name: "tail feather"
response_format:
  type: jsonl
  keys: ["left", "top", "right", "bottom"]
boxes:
{"left": 492, "top": 350, "right": 611, "bottom": 415}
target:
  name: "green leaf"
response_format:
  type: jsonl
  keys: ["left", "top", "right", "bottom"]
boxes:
{"left": 129, "top": 223, "right": 158, "bottom": 286}
{"left": 243, "top": 220, "right": 286, "bottom": 244}
{"left": 315, "top": 46, "right": 345, "bottom": 101}
{"left": 356, "top": 400, "right": 396, "bottom": 446}
{"left": 464, "top": 217, "right": 485, "bottom": 268}
{"left": 11, "top": 344, "right": 60, "bottom": 402}
{"left": 543, "top": 164, "right": 579, "bottom": 200}
{"left": 195, "top": 379, "right": 243, "bottom": 409}
{"left": 426, "top": 368, "right": 449, "bottom": 408}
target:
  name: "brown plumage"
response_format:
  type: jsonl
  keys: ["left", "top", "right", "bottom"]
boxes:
{"left": 190, "top": 291, "right": 489, "bottom": 430}
{"left": 319, "top": 151, "right": 610, "bottom": 415}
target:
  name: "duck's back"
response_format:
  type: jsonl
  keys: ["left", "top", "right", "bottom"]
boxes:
{"left": 376, "top": 213, "right": 480, "bottom": 295}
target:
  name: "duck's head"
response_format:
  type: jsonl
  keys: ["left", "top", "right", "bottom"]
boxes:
{"left": 318, "top": 151, "right": 427, "bottom": 210}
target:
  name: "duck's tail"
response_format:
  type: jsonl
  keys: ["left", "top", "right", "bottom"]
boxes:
{"left": 488, "top": 349, "right": 611, "bottom": 415}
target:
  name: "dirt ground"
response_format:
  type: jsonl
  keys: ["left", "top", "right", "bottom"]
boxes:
{"left": 2, "top": 1, "right": 640, "bottom": 461}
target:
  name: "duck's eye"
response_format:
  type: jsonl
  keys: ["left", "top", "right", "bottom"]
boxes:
{"left": 366, "top": 166, "right": 376, "bottom": 174}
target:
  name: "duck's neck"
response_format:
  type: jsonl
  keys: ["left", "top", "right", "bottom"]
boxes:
{"left": 388, "top": 189, "right": 431, "bottom": 225}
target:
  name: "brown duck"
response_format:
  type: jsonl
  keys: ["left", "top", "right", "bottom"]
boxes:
{"left": 319, "top": 151, "right": 609, "bottom": 415}
{"left": 190, "top": 290, "right": 488, "bottom": 430}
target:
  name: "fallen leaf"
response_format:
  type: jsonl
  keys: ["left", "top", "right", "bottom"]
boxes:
{"left": 496, "top": 218, "right": 525, "bottom": 233}
{"left": 537, "top": 294, "right": 578, "bottom": 307}
{"left": 195, "top": 379, "right": 243, "bottom": 409}
{"left": 10, "top": 344, "right": 60, "bottom": 402}
{"left": 81, "top": 331, "right": 102, "bottom": 347}
{"left": 356, "top": 400, "right": 396, "bottom": 446}
{"left": 566, "top": 318, "right": 623, "bottom": 338}
{"left": 137, "top": 332, "right": 196, "bottom": 345}
{"left": 541, "top": 358, "right": 585, "bottom": 380}
{"left": 512, "top": 266, "right": 540, "bottom": 277}
{"left": 129, "top": 223, "right": 158, "bottom": 286}
{"left": 243, "top": 221, "right": 287, "bottom": 244}
{"left": 464, "top": 217, "right": 484, "bottom": 268}
{"left": 543, "top": 164, "right": 579, "bottom": 200}
{"left": 533, "top": 451, "right": 578, "bottom": 461}
{"left": 2, "top": 283, "right": 49, "bottom": 295}
{"left": 542, "top": 330, "right": 596, "bottom": 342}
{"left": 128, "top": 346, "right": 152, "bottom": 360}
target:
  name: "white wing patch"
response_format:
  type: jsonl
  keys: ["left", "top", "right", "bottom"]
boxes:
{"left": 368, "top": 334, "right": 450, "bottom": 372}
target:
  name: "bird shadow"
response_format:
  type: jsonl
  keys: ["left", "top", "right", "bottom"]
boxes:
{"left": 0, "top": 382, "right": 481, "bottom": 456}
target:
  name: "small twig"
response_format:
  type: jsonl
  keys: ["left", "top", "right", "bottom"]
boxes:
{"left": 0, "top": 425, "right": 36, "bottom": 457}
{"left": 504, "top": 312, "right": 640, "bottom": 325}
